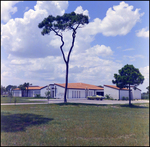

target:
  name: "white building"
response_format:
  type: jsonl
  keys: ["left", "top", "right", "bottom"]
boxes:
{"left": 12, "top": 86, "right": 48, "bottom": 97}
{"left": 104, "top": 85, "right": 141, "bottom": 100}
{"left": 51, "top": 83, "right": 104, "bottom": 99}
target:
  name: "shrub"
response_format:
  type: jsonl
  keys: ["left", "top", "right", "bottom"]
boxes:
{"left": 105, "top": 94, "right": 110, "bottom": 99}
{"left": 126, "top": 97, "right": 129, "bottom": 100}
{"left": 35, "top": 94, "right": 41, "bottom": 98}
{"left": 141, "top": 93, "right": 149, "bottom": 99}
{"left": 122, "top": 96, "right": 126, "bottom": 100}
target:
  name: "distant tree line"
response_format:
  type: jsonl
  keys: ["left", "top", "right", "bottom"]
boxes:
{"left": 1, "top": 82, "right": 32, "bottom": 97}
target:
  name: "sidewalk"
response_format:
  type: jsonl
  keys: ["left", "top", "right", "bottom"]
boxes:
{"left": 1, "top": 99, "right": 149, "bottom": 105}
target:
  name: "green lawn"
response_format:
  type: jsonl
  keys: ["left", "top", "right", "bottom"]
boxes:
{"left": 1, "top": 103, "right": 149, "bottom": 146}
{"left": 1, "top": 96, "right": 48, "bottom": 103}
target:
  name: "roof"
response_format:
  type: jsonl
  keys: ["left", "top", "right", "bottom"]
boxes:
{"left": 130, "top": 86, "right": 141, "bottom": 91}
{"left": 55, "top": 83, "right": 104, "bottom": 90}
{"left": 104, "top": 85, "right": 129, "bottom": 90}
{"left": 13, "top": 86, "right": 46, "bottom": 90}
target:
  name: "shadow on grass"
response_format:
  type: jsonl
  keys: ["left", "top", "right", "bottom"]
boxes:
{"left": 53, "top": 102, "right": 108, "bottom": 107}
{"left": 120, "top": 104, "right": 148, "bottom": 109}
{"left": 1, "top": 112, "right": 53, "bottom": 132}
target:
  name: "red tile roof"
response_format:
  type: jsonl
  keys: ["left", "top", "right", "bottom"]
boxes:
{"left": 55, "top": 83, "right": 104, "bottom": 90}
{"left": 104, "top": 85, "right": 129, "bottom": 90}
{"left": 13, "top": 86, "right": 45, "bottom": 90}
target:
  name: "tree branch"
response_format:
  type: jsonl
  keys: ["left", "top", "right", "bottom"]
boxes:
{"left": 67, "top": 29, "right": 76, "bottom": 63}
{"left": 51, "top": 28, "right": 67, "bottom": 63}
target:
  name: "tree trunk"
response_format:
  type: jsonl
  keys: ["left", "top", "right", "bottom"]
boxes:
{"left": 129, "top": 84, "right": 131, "bottom": 106}
{"left": 64, "top": 62, "right": 69, "bottom": 103}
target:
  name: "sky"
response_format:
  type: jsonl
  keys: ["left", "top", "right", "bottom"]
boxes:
{"left": 1, "top": 1, "right": 149, "bottom": 92}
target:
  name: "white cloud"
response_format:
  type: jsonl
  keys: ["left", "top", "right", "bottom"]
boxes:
{"left": 74, "top": 6, "right": 90, "bottom": 19}
{"left": 139, "top": 66, "right": 149, "bottom": 92}
{"left": 1, "top": 1, "right": 20, "bottom": 23}
{"left": 123, "top": 48, "right": 135, "bottom": 51}
{"left": 136, "top": 28, "right": 149, "bottom": 38}
{"left": 25, "top": 7, "right": 29, "bottom": 11}
{"left": 34, "top": 1, "right": 68, "bottom": 16}
{"left": 1, "top": 1, "right": 147, "bottom": 93}
{"left": 1, "top": 1, "right": 69, "bottom": 59}
{"left": 139, "top": 66, "right": 149, "bottom": 80}
{"left": 86, "top": 45, "right": 113, "bottom": 57}
{"left": 123, "top": 54, "right": 144, "bottom": 61}
{"left": 82, "top": 1, "right": 144, "bottom": 36}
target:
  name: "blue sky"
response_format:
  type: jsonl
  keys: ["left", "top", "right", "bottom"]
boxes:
{"left": 1, "top": 1, "right": 149, "bottom": 92}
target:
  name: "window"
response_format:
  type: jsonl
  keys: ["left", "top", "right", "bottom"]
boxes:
{"left": 72, "top": 91, "right": 75, "bottom": 98}
{"left": 79, "top": 91, "right": 80, "bottom": 98}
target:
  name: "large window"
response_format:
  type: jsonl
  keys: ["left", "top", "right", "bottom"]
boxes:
{"left": 72, "top": 91, "right": 81, "bottom": 98}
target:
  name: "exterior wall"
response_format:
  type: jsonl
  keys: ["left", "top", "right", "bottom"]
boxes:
{"left": 104, "top": 86, "right": 119, "bottom": 99}
{"left": 120, "top": 90, "right": 129, "bottom": 100}
{"left": 33, "top": 90, "right": 41, "bottom": 97}
{"left": 54, "top": 85, "right": 65, "bottom": 99}
{"left": 28, "top": 90, "right": 40, "bottom": 97}
{"left": 13, "top": 90, "right": 22, "bottom": 97}
{"left": 40, "top": 87, "right": 48, "bottom": 97}
{"left": 131, "top": 87, "right": 141, "bottom": 99}
{"left": 53, "top": 84, "right": 104, "bottom": 99}
{"left": 28, "top": 90, "right": 34, "bottom": 97}
{"left": 68, "top": 89, "right": 87, "bottom": 99}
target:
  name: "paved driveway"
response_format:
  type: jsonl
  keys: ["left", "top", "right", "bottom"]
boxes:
{"left": 1, "top": 99, "right": 149, "bottom": 105}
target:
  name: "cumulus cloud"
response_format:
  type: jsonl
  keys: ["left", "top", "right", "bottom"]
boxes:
{"left": 1, "top": 1, "right": 69, "bottom": 59}
{"left": 139, "top": 66, "right": 149, "bottom": 80}
{"left": 86, "top": 45, "right": 113, "bottom": 57}
{"left": 139, "top": 66, "right": 149, "bottom": 92}
{"left": 74, "top": 6, "right": 90, "bottom": 19}
{"left": 1, "top": 1, "right": 147, "bottom": 90}
{"left": 1, "top": 1, "right": 20, "bottom": 23}
{"left": 136, "top": 28, "right": 149, "bottom": 38}
{"left": 82, "top": 1, "right": 144, "bottom": 36}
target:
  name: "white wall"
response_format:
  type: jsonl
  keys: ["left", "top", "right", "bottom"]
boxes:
{"left": 40, "top": 87, "right": 48, "bottom": 97}
{"left": 120, "top": 90, "right": 129, "bottom": 100}
{"left": 68, "top": 89, "right": 87, "bottom": 99}
{"left": 28, "top": 90, "right": 34, "bottom": 97}
{"left": 13, "top": 90, "right": 22, "bottom": 97}
{"left": 54, "top": 85, "right": 65, "bottom": 99}
{"left": 104, "top": 86, "right": 119, "bottom": 99}
{"left": 131, "top": 87, "right": 141, "bottom": 99}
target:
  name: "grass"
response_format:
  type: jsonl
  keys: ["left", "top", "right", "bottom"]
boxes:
{"left": 1, "top": 96, "right": 49, "bottom": 103}
{"left": 1, "top": 103, "right": 149, "bottom": 146}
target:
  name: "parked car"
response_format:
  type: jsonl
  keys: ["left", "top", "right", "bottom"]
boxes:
{"left": 87, "top": 95, "right": 105, "bottom": 100}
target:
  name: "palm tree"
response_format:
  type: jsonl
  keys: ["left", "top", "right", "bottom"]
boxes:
{"left": 23, "top": 82, "right": 30, "bottom": 97}
{"left": 18, "top": 84, "right": 26, "bottom": 97}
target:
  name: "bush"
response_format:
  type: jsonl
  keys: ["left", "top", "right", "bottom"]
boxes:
{"left": 35, "top": 94, "right": 41, "bottom": 98}
{"left": 126, "top": 97, "right": 129, "bottom": 100}
{"left": 122, "top": 96, "right": 126, "bottom": 100}
{"left": 105, "top": 94, "right": 110, "bottom": 99}
{"left": 141, "top": 93, "right": 149, "bottom": 99}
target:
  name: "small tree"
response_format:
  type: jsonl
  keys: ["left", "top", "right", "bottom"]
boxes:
{"left": 112, "top": 64, "right": 144, "bottom": 106}
{"left": 1, "top": 85, "right": 6, "bottom": 95}
{"left": 38, "top": 12, "right": 89, "bottom": 103}
{"left": 146, "top": 86, "right": 149, "bottom": 94}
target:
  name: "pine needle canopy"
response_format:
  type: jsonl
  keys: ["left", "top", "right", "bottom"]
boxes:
{"left": 38, "top": 12, "right": 89, "bottom": 35}
{"left": 112, "top": 64, "right": 144, "bottom": 88}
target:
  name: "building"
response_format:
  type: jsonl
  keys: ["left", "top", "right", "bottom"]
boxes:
{"left": 12, "top": 86, "right": 48, "bottom": 97}
{"left": 104, "top": 85, "right": 141, "bottom": 100}
{"left": 50, "top": 83, "right": 104, "bottom": 99}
